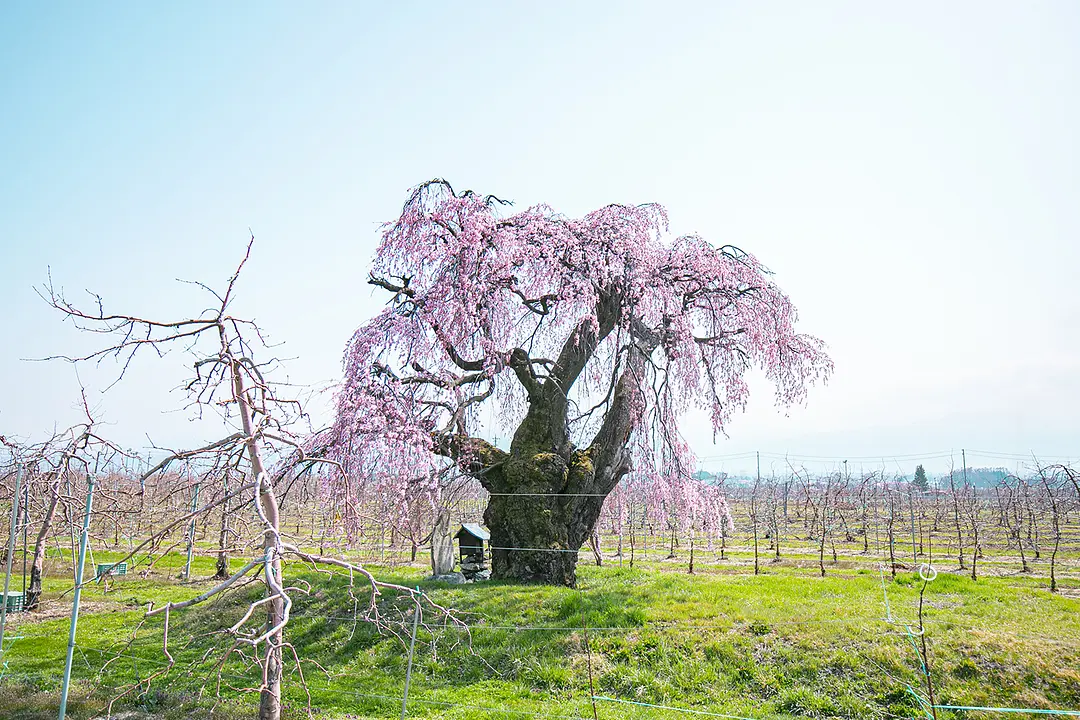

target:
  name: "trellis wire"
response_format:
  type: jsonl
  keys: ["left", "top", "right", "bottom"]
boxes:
{"left": 592, "top": 696, "right": 756, "bottom": 719}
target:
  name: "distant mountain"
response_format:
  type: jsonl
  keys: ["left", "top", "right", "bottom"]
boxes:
{"left": 933, "top": 467, "right": 1010, "bottom": 489}
{"left": 693, "top": 470, "right": 759, "bottom": 486}
{"left": 690, "top": 467, "right": 1014, "bottom": 489}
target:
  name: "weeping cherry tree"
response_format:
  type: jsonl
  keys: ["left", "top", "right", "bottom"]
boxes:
{"left": 332, "top": 179, "right": 832, "bottom": 586}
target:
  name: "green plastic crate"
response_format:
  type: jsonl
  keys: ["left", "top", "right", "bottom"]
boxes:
{"left": 96, "top": 562, "right": 127, "bottom": 579}
{"left": 2, "top": 591, "right": 24, "bottom": 613}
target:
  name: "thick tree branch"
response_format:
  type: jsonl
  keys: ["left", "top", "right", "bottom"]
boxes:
{"left": 507, "top": 347, "right": 541, "bottom": 400}
{"left": 588, "top": 336, "right": 658, "bottom": 492}
{"left": 547, "top": 291, "right": 621, "bottom": 397}
{"left": 431, "top": 433, "right": 509, "bottom": 476}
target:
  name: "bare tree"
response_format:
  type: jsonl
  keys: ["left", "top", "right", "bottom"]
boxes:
{"left": 2, "top": 393, "right": 124, "bottom": 610}
{"left": 857, "top": 472, "right": 874, "bottom": 555}
{"left": 40, "top": 239, "right": 464, "bottom": 720}
{"left": 790, "top": 462, "right": 830, "bottom": 577}
{"left": 884, "top": 478, "right": 898, "bottom": 578}
{"left": 768, "top": 476, "right": 783, "bottom": 563}
{"left": 947, "top": 464, "right": 966, "bottom": 571}
{"left": 1035, "top": 460, "right": 1073, "bottom": 593}
{"left": 999, "top": 475, "right": 1030, "bottom": 573}
{"left": 964, "top": 482, "right": 982, "bottom": 582}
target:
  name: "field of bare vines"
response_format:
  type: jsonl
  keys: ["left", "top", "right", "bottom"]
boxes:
{"left": 3, "top": 460, "right": 1076, "bottom": 594}
{"left": 0, "top": 455, "right": 1078, "bottom": 720}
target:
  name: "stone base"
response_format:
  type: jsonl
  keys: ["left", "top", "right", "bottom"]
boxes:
{"left": 428, "top": 572, "right": 466, "bottom": 585}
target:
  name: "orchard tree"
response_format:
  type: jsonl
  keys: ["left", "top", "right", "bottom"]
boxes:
{"left": 41, "top": 241, "right": 464, "bottom": 720}
{"left": 332, "top": 180, "right": 832, "bottom": 586}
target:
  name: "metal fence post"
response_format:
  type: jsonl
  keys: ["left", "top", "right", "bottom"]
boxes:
{"left": 909, "top": 489, "right": 918, "bottom": 565}
{"left": 400, "top": 587, "right": 421, "bottom": 719}
{"left": 21, "top": 482, "right": 29, "bottom": 598}
{"left": 183, "top": 482, "right": 200, "bottom": 581}
{"left": 59, "top": 476, "right": 95, "bottom": 720}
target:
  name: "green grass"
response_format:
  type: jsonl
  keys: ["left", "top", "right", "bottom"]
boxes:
{"left": 1, "top": 553, "right": 1078, "bottom": 719}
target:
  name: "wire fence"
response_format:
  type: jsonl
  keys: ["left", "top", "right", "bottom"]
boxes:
{"left": 1, "top": 453, "right": 1079, "bottom": 719}
{"left": 2, "top": 561, "right": 1079, "bottom": 720}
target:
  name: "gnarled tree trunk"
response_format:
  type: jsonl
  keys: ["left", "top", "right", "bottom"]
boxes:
{"left": 214, "top": 470, "right": 232, "bottom": 580}
{"left": 215, "top": 497, "right": 231, "bottom": 580}
{"left": 482, "top": 448, "right": 606, "bottom": 586}
{"left": 228, "top": 339, "right": 283, "bottom": 720}
{"left": 26, "top": 479, "right": 62, "bottom": 611}
{"left": 456, "top": 314, "right": 646, "bottom": 587}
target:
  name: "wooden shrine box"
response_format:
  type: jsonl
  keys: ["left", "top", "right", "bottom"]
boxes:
{"left": 454, "top": 523, "right": 490, "bottom": 562}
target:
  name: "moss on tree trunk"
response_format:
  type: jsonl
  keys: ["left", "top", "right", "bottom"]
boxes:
{"left": 482, "top": 441, "right": 605, "bottom": 587}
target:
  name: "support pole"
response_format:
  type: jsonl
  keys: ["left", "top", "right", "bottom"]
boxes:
{"left": 21, "top": 481, "right": 29, "bottom": 598}
{"left": 66, "top": 474, "right": 76, "bottom": 583}
{"left": 400, "top": 587, "right": 421, "bottom": 719}
{"left": 58, "top": 477, "right": 94, "bottom": 720}
{"left": 909, "top": 489, "right": 918, "bottom": 565}
{"left": 754, "top": 452, "right": 761, "bottom": 575}
{"left": 0, "top": 465, "right": 24, "bottom": 665}
{"left": 888, "top": 490, "right": 896, "bottom": 576}
{"left": 183, "top": 483, "right": 200, "bottom": 581}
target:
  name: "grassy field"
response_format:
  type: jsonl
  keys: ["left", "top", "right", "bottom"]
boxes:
{"left": 1, "top": 549, "right": 1078, "bottom": 720}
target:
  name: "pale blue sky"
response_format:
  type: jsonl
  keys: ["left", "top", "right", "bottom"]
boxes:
{"left": 2, "top": 2, "right": 1078, "bottom": 475}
